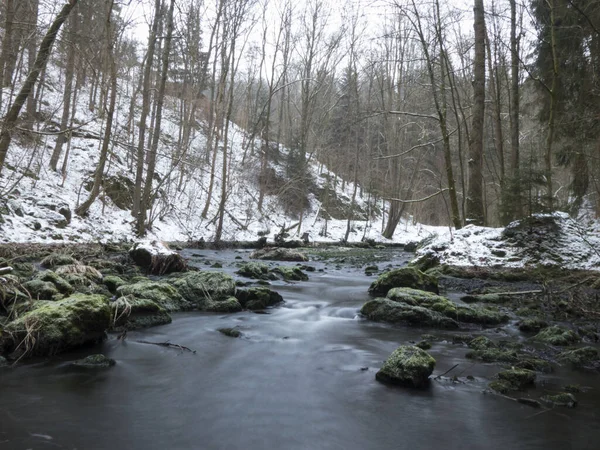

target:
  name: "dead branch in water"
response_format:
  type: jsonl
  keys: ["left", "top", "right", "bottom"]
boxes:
{"left": 134, "top": 339, "right": 196, "bottom": 354}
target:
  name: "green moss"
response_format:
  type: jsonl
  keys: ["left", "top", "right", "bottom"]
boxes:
{"left": 557, "top": 346, "right": 599, "bottom": 368}
{"left": 1, "top": 294, "right": 111, "bottom": 358}
{"left": 375, "top": 345, "right": 436, "bottom": 388}
{"left": 218, "top": 327, "right": 242, "bottom": 338}
{"left": 541, "top": 392, "right": 577, "bottom": 408}
{"left": 468, "top": 336, "right": 497, "bottom": 351}
{"left": 533, "top": 326, "right": 580, "bottom": 346}
{"left": 563, "top": 384, "right": 581, "bottom": 393}
{"left": 205, "top": 297, "right": 242, "bottom": 313}
{"left": 22, "top": 279, "right": 59, "bottom": 300}
{"left": 361, "top": 298, "right": 459, "bottom": 329}
{"left": 111, "top": 297, "right": 172, "bottom": 330}
{"left": 236, "top": 262, "right": 270, "bottom": 279}
{"left": 118, "top": 281, "right": 190, "bottom": 312}
{"left": 34, "top": 271, "right": 74, "bottom": 295}
{"left": 518, "top": 319, "right": 549, "bottom": 333}
{"left": 488, "top": 380, "right": 514, "bottom": 394}
{"left": 497, "top": 368, "right": 536, "bottom": 388}
{"left": 171, "top": 271, "right": 236, "bottom": 309}
{"left": 235, "top": 287, "right": 283, "bottom": 310}
{"left": 369, "top": 267, "right": 438, "bottom": 296}
{"left": 40, "top": 253, "right": 80, "bottom": 269}
{"left": 513, "top": 358, "right": 553, "bottom": 373}
{"left": 103, "top": 275, "right": 126, "bottom": 294}
{"left": 415, "top": 341, "right": 432, "bottom": 350}
{"left": 71, "top": 354, "right": 115, "bottom": 368}
{"left": 55, "top": 265, "right": 103, "bottom": 283}
{"left": 271, "top": 266, "right": 309, "bottom": 281}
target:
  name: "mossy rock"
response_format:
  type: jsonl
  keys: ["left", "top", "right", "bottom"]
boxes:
{"left": 415, "top": 341, "right": 432, "bottom": 350}
{"left": 557, "top": 346, "right": 599, "bottom": 369}
{"left": 205, "top": 297, "right": 242, "bottom": 313}
{"left": 375, "top": 345, "right": 436, "bottom": 388}
{"left": 518, "top": 318, "right": 549, "bottom": 333}
{"left": 236, "top": 262, "right": 270, "bottom": 279}
{"left": 55, "top": 265, "right": 103, "bottom": 283}
{"left": 10, "top": 262, "right": 35, "bottom": 279}
{"left": 22, "top": 279, "right": 59, "bottom": 300}
{"left": 34, "top": 271, "right": 74, "bottom": 295}
{"left": 271, "top": 266, "right": 309, "bottom": 281}
{"left": 171, "top": 271, "right": 236, "bottom": 309}
{"left": 0, "top": 275, "right": 29, "bottom": 307}
{"left": 361, "top": 298, "right": 459, "bottom": 329}
{"left": 497, "top": 368, "right": 536, "bottom": 388}
{"left": 40, "top": 253, "right": 80, "bottom": 269}
{"left": 235, "top": 287, "right": 284, "bottom": 310}
{"left": 541, "top": 392, "right": 577, "bottom": 408}
{"left": 488, "top": 380, "right": 514, "bottom": 394}
{"left": 513, "top": 358, "right": 553, "bottom": 373}
{"left": 117, "top": 281, "right": 190, "bottom": 312}
{"left": 369, "top": 267, "right": 438, "bottom": 296}
{"left": 111, "top": 297, "right": 172, "bottom": 330}
{"left": 250, "top": 247, "right": 308, "bottom": 262}
{"left": 533, "top": 326, "right": 580, "bottom": 346}
{"left": 0, "top": 294, "right": 111, "bottom": 358}
{"left": 103, "top": 275, "right": 126, "bottom": 294}
{"left": 218, "top": 327, "right": 242, "bottom": 338}
{"left": 451, "top": 306, "right": 509, "bottom": 326}
{"left": 71, "top": 354, "right": 115, "bottom": 368}
{"left": 468, "top": 336, "right": 497, "bottom": 351}
{"left": 386, "top": 287, "right": 446, "bottom": 307}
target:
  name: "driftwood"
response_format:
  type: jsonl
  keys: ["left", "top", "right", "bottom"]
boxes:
{"left": 134, "top": 340, "right": 196, "bottom": 354}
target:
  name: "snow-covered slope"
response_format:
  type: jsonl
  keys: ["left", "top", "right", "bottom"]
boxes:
{"left": 0, "top": 63, "right": 439, "bottom": 245}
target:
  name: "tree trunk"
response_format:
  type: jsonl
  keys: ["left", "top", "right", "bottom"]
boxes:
{"left": 466, "top": 0, "right": 486, "bottom": 225}
{"left": 75, "top": 0, "right": 116, "bottom": 217}
{"left": 137, "top": 0, "right": 176, "bottom": 236}
{"left": 50, "top": 10, "right": 77, "bottom": 172}
{"left": 0, "top": 0, "right": 78, "bottom": 177}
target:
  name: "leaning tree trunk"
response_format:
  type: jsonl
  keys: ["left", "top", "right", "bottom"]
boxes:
{"left": 0, "top": 0, "right": 78, "bottom": 177}
{"left": 75, "top": 0, "right": 115, "bottom": 216}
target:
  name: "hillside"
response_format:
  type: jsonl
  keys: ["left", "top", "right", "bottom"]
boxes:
{"left": 0, "top": 63, "right": 430, "bottom": 246}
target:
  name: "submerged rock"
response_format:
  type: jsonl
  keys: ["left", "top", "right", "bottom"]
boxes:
{"left": 0, "top": 294, "right": 111, "bottom": 358}
{"left": 218, "top": 327, "right": 242, "bottom": 338}
{"left": 205, "top": 297, "right": 242, "bottom": 313}
{"left": 518, "top": 318, "right": 549, "bottom": 333}
{"left": 557, "top": 346, "right": 599, "bottom": 369}
{"left": 541, "top": 392, "right": 578, "bottom": 408}
{"left": 250, "top": 247, "right": 308, "bottom": 262}
{"left": 368, "top": 267, "right": 438, "bottom": 296}
{"left": 235, "top": 287, "right": 283, "bottom": 310}
{"left": 71, "top": 354, "right": 116, "bottom": 368}
{"left": 271, "top": 266, "right": 309, "bottom": 281}
{"left": 533, "top": 326, "right": 580, "bottom": 346}
{"left": 375, "top": 345, "right": 436, "bottom": 388}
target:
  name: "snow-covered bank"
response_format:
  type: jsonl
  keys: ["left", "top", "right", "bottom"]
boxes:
{"left": 415, "top": 212, "right": 600, "bottom": 271}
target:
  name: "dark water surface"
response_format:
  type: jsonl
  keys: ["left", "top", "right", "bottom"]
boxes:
{"left": 1, "top": 250, "right": 599, "bottom": 449}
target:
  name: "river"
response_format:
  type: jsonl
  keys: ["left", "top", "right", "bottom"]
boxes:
{"left": 1, "top": 249, "right": 599, "bottom": 449}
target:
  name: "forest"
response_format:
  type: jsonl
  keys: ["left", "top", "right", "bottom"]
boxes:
{"left": 0, "top": 0, "right": 599, "bottom": 241}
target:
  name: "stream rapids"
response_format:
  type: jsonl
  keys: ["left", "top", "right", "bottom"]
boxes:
{"left": 1, "top": 249, "right": 599, "bottom": 450}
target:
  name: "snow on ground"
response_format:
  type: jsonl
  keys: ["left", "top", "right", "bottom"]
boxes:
{"left": 416, "top": 212, "right": 600, "bottom": 271}
{"left": 0, "top": 59, "right": 443, "bottom": 246}
{"left": 1, "top": 60, "right": 599, "bottom": 275}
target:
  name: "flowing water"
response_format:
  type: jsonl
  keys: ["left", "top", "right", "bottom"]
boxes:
{"left": 1, "top": 249, "right": 599, "bottom": 450}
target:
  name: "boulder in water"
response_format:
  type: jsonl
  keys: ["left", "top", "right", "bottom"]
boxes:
{"left": 376, "top": 345, "right": 436, "bottom": 388}
{"left": 130, "top": 241, "right": 187, "bottom": 275}
{"left": 250, "top": 247, "right": 308, "bottom": 262}
{"left": 368, "top": 267, "right": 438, "bottom": 296}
